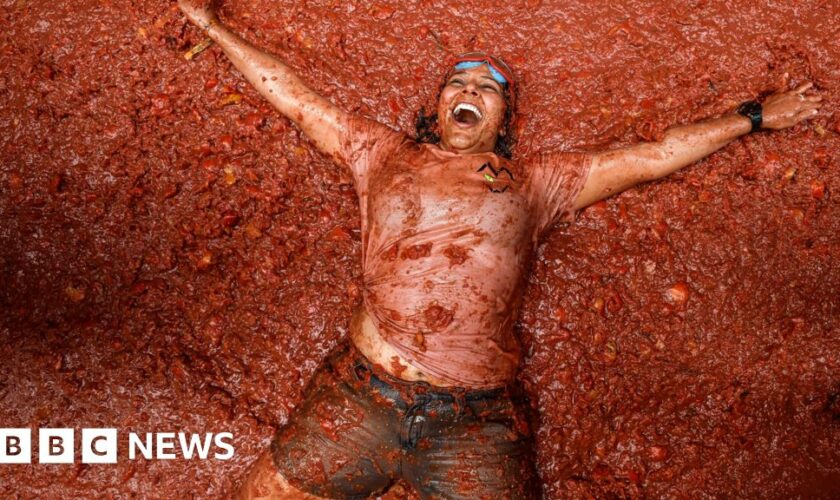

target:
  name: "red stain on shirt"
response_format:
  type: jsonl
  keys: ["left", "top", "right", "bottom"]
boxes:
{"left": 423, "top": 303, "right": 455, "bottom": 330}
{"left": 400, "top": 242, "right": 432, "bottom": 259}
{"left": 443, "top": 245, "right": 471, "bottom": 266}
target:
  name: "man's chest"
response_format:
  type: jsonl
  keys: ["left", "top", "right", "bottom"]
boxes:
{"left": 366, "top": 153, "right": 535, "bottom": 242}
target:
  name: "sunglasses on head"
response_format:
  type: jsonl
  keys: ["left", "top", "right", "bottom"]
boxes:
{"left": 451, "top": 52, "right": 516, "bottom": 91}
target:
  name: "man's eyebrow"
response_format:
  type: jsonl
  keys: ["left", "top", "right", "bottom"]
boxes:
{"left": 448, "top": 72, "right": 501, "bottom": 88}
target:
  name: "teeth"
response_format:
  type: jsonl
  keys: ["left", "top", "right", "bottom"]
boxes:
{"left": 453, "top": 103, "right": 482, "bottom": 120}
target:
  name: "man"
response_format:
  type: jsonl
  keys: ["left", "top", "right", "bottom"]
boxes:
{"left": 178, "top": 1, "right": 822, "bottom": 498}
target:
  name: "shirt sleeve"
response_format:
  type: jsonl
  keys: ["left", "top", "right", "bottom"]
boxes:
{"left": 524, "top": 151, "right": 593, "bottom": 236}
{"left": 336, "top": 115, "right": 406, "bottom": 195}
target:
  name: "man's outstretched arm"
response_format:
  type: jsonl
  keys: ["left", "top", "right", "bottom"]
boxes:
{"left": 179, "top": 0, "right": 346, "bottom": 159}
{"left": 573, "top": 81, "right": 823, "bottom": 210}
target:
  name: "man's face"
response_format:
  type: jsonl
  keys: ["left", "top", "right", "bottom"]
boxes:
{"left": 437, "top": 64, "right": 507, "bottom": 155}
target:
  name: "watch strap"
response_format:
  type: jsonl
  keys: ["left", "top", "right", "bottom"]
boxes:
{"left": 737, "top": 100, "right": 763, "bottom": 132}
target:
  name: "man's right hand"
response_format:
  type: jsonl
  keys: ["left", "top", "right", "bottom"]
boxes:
{"left": 178, "top": 0, "right": 218, "bottom": 30}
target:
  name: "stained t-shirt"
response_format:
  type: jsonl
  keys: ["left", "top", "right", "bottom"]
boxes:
{"left": 337, "top": 116, "right": 592, "bottom": 388}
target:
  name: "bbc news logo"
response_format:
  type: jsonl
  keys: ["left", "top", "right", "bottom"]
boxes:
{"left": 0, "top": 429, "right": 234, "bottom": 464}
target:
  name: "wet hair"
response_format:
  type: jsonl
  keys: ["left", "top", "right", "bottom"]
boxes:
{"left": 415, "top": 77, "right": 516, "bottom": 159}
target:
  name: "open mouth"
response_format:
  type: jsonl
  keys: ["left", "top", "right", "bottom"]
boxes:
{"left": 452, "top": 103, "right": 482, "bottom": 127}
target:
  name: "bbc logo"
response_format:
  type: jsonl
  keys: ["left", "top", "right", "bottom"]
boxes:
{"left": 1, "top": 428, "right": 234, "bottom": 463}
{"left": 0, "top": 429, "right": 117, "bottom": 464}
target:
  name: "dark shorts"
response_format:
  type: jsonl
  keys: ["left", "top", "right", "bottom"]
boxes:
{"left": 271, "top": 341, "right": 540, "bottom": 499}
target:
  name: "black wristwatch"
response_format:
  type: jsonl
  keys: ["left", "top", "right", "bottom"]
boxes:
{"left": 737, "top": 100, "right": 763, "bottom": 132}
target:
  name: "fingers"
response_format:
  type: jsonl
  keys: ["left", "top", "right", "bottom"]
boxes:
{"left": 801, "top": 101, "right": 823, "bottom": 112}
{"left": 790, "top": 81, "right": 820, "bottom": 105}
{"left": 796, "top": 108, "right": 819, "bottom": 121}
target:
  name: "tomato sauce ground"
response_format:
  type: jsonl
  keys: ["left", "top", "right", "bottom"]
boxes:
{"left": 1, "top": 0, "right": 838, "bottom": 497}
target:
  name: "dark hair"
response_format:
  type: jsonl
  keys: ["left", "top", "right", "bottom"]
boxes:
{"left": 415, "top": 79, "right": 516, "bottom": 159}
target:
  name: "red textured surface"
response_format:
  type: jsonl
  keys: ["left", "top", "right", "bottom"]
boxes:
{"left": 1, "top": 0, "right": 838, "bottom": 497}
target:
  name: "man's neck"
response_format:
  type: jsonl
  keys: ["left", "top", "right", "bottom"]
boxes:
{"left": 438, "top": 138, "right": 496, "bottom": 156}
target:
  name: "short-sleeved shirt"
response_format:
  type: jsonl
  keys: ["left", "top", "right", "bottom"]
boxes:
{"left": 337, "top": 116, "right": 592, "bottom": 388}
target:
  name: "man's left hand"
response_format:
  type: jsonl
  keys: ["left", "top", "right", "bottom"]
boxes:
{"left": 761, "top": 79, "right": 823, "bottom": 130}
